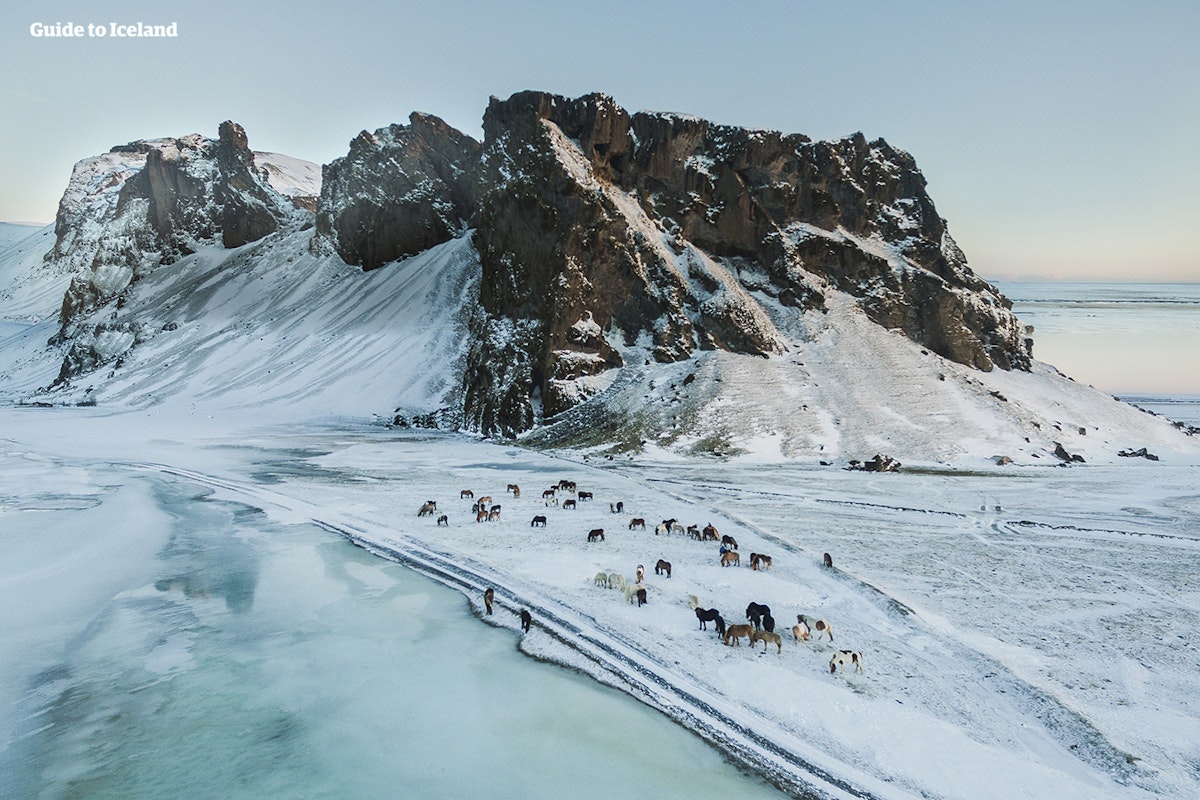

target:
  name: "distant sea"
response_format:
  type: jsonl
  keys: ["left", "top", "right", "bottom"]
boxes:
{"left": 995, "top": 281, "right": 1200, "bottom": 428}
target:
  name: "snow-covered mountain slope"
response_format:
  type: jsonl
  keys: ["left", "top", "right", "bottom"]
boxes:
{"left": 0, "top": 229, "right": 478, "bottom": 420}
{"left": 1, "top": 96, "right": 1196, "bottom": 465}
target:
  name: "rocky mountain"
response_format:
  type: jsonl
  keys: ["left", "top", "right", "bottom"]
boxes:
{"left": 5, "top": 91, "right": 1189, "bottom": 464}
{"left": 311, "top": 91, "right": 1030, "bottom": 437}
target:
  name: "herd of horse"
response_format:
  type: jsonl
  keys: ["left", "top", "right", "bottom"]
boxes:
{"left": 422, "top": 477, "right": 864, "bottom": 676}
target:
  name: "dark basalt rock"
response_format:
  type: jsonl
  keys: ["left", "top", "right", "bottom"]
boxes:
{"left": 313, "top": 113, "right": 482, "bottom": 269}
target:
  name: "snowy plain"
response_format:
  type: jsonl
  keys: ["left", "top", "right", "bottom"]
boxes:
{"left": 2, "top": 216, "right": 1200, "bottom": 798}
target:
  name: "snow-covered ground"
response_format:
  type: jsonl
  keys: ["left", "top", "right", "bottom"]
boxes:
{"left": 3, "top": 409, "right": 1196, "bottom": 799}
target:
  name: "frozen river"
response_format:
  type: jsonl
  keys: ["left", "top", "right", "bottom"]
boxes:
{"left": 0, "top": 435, "right": 785, "bottom": 799}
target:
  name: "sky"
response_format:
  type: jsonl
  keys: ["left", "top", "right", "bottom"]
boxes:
{"left": 2, "top": 0, "right": 1197, "bottom": 282}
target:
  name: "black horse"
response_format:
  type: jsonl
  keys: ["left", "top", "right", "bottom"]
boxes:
{"left": 520, "top": 609, "right": 532, "bottom": 632}
{"left": 745, "top": 602, "right": 771, "bottom": 630}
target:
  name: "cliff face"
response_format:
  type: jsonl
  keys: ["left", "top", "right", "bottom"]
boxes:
{"left": 313, "top": 91, "right": 1028, "bottom": 435}
{"left": 52, "top": 121, "right": 299, "bottom": 328}
{"left": 46, "top": 122, "right": 308, "bottom": 384}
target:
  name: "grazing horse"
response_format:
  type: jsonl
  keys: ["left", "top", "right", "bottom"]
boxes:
{"left": 542, "top": 489, "right": 557, "bottom": 500}
{"left": 823, "top": 552, "right": 833, "bottom": 568}
{"left": 636, "top": 588, "right": 647, "bottom": 607}
{"left": 792, "top": 619, "right": 811, "bottom": 642}
{"left": 745, "top": 603, "right": 771, "bottom": 630}
{"left": 687, "top": 524, "right": 700, "bottom": 540}
{"left": 557, "top": 480, "right": 576, "bottom": 492}
{"left": 655, "top": 559, "right": 671, "bottom": 577}
{"left": 670, "top": 521, "right": 685, "bottom": 535}
{"left": 418, "top": 501, "right": 437, "bottom": 517}
{"left": 720, "top": 534, "right": 738, "bottom": 550}
{"left": 476, "top": 509, "right": 488, "bottom": 523}
{"left": 607, "top": 572, "right": 625, "bottom": 591}
{"left": 829, "top": 650, "right": 863, "bottom": 674}
{"left": 720, "top": 551, "right": 740, "bottom": 567}
{"left": 695, "top": 607, "right": 722, "bottom": 631}
{"left": 530, "top": 515, "right": 547, "bottom": 527}
{"left": 507, "top": 483, "right": 520, "bottom": 496}
{"left": 460, "top": 489, "right": 474, "bottom": 499}
{"left": 628, "top": 518, "right": 646, "bottom": 531}
{"left": 563, "top": 499, "right": 577, "bottom": 510}
{"left": 520, "top": 609, "right": 532, "bottom": 632}
{"left": 587, "top": 529, "right": 605, "bottom": 542}
{"left": 487, "top": 509, "right": 501, "bottom": 522}
{"left": 436, "top": 514, "right": 448, "bottom": 526}
{"left": 702, "top": 524, "right": 719, "bottom": 542}
{"left": 751, "top": 629, "right": 783, "bottom": 653}
{"left": 614, "top": 501, "right": 624, "bottom": 513}
{"left": 578, "top": 491, "right": 593, "bottom": 501}
{"left": 624, "top": 583, "right": 645, "bottom": 604}
{"left": 545, "top": 496, "right": 559, "bottom": 507}
{"left": 483, "top": 588, "right": 494, "bottom": 615}
{"left": 593, "top": 572, "right": 609, "bottom": 587}
{"left": 798, "top": 614, "right": 833, "bottom": 642}
{"left": 723, "top": 624, "right": 754, "bottom": 646}
{"left": 654, "top": 522, "right": 669, "bottom": 536}
{"left": 477, "top": 496, "right": 492, "bottom": 507}
{"left": 750, "top": 553, "right": 773, "bottom": 571}
{"left": 761, "top": 613, "right": 776, "bottom": 633}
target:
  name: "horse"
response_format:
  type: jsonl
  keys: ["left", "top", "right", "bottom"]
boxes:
{"left": 654, "top": 522, "right": 669, "bottom": 536}
{"left": 670, "top": 521, "right": 685, "bottom": 535}
{"left": 720, "top": 551, "right": 740, "bottom": 568}
{"left": 687, "top": 595, "right": 700, "bottom": 610}
{"left": 723, "top": 624, "right": 754, "bottom": 646}
{"left": 557, "top": 480, "right": 576, "bottom": 492}
{"left": 577, "top": 491, "right": 593, "bottom": 501}
{"left": 489, "top": 504, "right": 502, "bottom": 515}
{"left": 792, "top": 620, "right": 811, "bottom": 643}
{"left": 798, "top": 614, "right": 833, "bottom": 642}
{"left": 507, "top": 483, "right": 520, "bottom": 495}
{"left": 720, "top": 534, "right": 738, "bottom": 550}
{"left": 436, "top": 514, "right": 448, "bottom": 526}
{"left": 636, "top": 564, "right": 645, "bottom": 584}
{"left": 751, "top": 629, "right": 783, "bottom": 653}
{"left": 460, "top": 489, "right": 474, "bottom": 499}
{"left": 593, "top": 572, "right": 609, "bottom": 587}
{"left": 477, "top": 496, "right": 492, "bottom": 507}
{"left": 761, "top": 613, "right": 775, "bottom": 633}
{"left": 628, "top": 518, "right": 646, "bottom": 531}
{"left": 542, "top": 489, "right": 557, "bottom": 500}
{"left": 745, "top": 603, "right": 771, "bottom": 630}
{"left": 703, "top": 524, "right": 720, "bottom": 542}
{"left": 530, "top": 515, "right": 547, "bottom": 527}
{"left": 520, "top": 609, "right": 532, "bottom": 632}
{"left": 487, "top": 509, "right": 501, "bottom": 522}
{"left": 563, "top": 499, "right": 577, "bottom": 510}
{"left": 687, "top": 524, "right": 700, "bottom": 540}
{"left": 614, "top": 501, "right": 624, "bottom": 513}
{"left": 484, "top": 588, "right": 494, "bottom": 615}
{"left": 587, "top": 529, "right": 605, "bottom": 542}
{"left": 829, "top": 650, "right": 863, "bottom": 673}
{"left": 636, "top": 588, "right": 647, "bottom": 607}
{"left": 624, "top": 583, "right": 645, "bottom": 604}
{"left": 607, "top": 572, "right": 625, "bottom": 591}
{"left": 695, "top": 607, "right": 722, "bottom": 631}
{"left": 823, "top": 552, "right": 833, "bottom": 568}
{"left": 476, "top": 509, "right": 488, "bottom": 523}
{"left": 750, "top": 553, "right": 773, "bottom": 571}
{"left": 418, "top": 501, "right": 437, "bottom": 517}
{"left": 655, "top": 559, "right": 671, "bottom": 577}
{"left": 545, "top": 496, "right": 559, "bottom": 507}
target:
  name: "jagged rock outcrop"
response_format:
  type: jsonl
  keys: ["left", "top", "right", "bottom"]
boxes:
{"left": 306, "top": 90, "right": 1033, "bottom": 436}
{"left": 46, "top": 122, "right": 305, "bottom": 385}
{"left": 312, "top": 113, "right": 482, "bottom": 269}
{"left": 53, "top": 121, "right": 299, "bottom": 327}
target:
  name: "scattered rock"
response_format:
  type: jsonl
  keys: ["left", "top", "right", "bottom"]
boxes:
{"left": 1118, "top": 447, "right": 1160, "bottom": 461}
{"left": 1052, "top": 442, "right": 1085, "bottom": 463}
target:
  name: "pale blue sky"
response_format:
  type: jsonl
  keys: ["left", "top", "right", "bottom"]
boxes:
{"left": 3, "top": 0, "right": 1197, "bottom": 280}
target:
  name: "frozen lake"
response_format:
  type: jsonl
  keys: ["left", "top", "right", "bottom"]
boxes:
{"left": 0, "top": 435, "right": 785, "bottom": 799}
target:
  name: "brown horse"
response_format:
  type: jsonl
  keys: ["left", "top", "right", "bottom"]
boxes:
{"left": 723, "top": 624, "right": 754, "bottom": 646}
{"left": 720, "top": 551, "right": 740, "bottom": 568}
{"left": 628, "top": 518, "right": 646, "bottom": 531}
{"left": 655, "top": 559, "right": 671, "bottom": 577}
{"left": 587, "top": 529, "right": 605, "bottom": 542}
{"left": 750, "top": 553, "right": 773, "bottom": 571}
{"left": 484, "top": 588, "right": 494, "bottom": 615}
{"left": 751, "top": 629, "right": 783, "bottom": 653}
{"left": 703, "top": 524, "right": 720, "bottom": 542}
{"left": 418, "top": 501, "right": 437, "bottom": 517}
{"left": 460, "top": 489, "right": 474, "bottom": 499}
